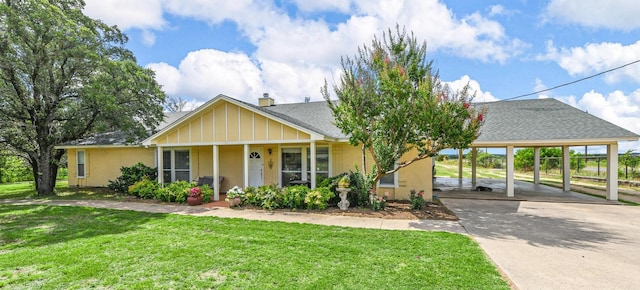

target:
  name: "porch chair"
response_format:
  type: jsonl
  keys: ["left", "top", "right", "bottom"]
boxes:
{"left": 196, "top": 176, "right": 224, "bottom": 190}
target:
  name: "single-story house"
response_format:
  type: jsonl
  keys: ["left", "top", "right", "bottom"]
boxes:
{"left": 58, "top": 94, "right": 639, "bottom": 201}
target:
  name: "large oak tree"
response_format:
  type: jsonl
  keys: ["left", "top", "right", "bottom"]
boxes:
{"left": 0, "top": 0, "right": 165, "bottom": 195}
{"left": 323, "top": 26, "right": 485, "bottom": 188}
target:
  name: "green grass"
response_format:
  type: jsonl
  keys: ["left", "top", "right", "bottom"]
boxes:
{"left": 0, "top": 181, "right": 134, "bottom": 201}
{"left": 0, "top": 205, "right": 509, "bottom": 289}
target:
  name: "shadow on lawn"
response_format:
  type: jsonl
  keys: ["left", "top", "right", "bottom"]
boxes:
{"left": 436, "top": 199, "right": 625, "bottom": 249}
{"left": 0, "top": 205, "right": 159, "bottom": 249}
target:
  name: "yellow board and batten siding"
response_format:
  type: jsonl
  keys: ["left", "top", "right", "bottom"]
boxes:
{"left": 151, "top": 101, "right": 312, "bottom": 145}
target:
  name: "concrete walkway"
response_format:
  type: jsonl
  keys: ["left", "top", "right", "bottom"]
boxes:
{"left": 441, "top": 198, "right": 640, "bottom": 290}
{"left": 0, "top": 199, "right": 467, "bottom": 234}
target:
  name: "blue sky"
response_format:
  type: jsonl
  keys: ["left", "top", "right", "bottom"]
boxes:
{"left": 83, "top": 0, "right": 640, "bottom": 153}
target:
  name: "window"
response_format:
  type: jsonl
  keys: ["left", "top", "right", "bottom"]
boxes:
{"left": 281, "top": 146, "right": 330, "bottom": 186}
{"left": 307, "top": 147, "right": 329, "bottom": 181}
{"left": 378, "top": 166, "right": 398, "bottom": 188}
{"left": 281, "top": 148, "right": 302, "bottom": 186}
{"left": 163, "top": 149, "right": 190, "bottom": 183}
{"left": 76, "top": 151, "right": 85, "bottom": 178}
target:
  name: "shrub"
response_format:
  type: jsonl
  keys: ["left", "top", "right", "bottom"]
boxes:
{"left": 409, "top": 189, "right": 426, "bottom": 210}
{"left": 128, "top": 178, "right": 160, "bottom": 199}
{"left": 347, "top": 169, "right": 374, "bottom": 207}
{"left": 242, "top": 186, "right": 259, "bottom": 206}
{"left": 108, "top": 162, "right": 157, "bottom": 193}
{"left": 369, "top": 191, "right": 388, "bottom": 211}
{"left": 304, "top": 187, "right": 334, "bottom": 210}
{"left": 282, "top": 185, "right": 310, "bottom": 209}
{"left": 199, "top": 185, "right": 213, "bottom": 202}
{"left": 258, "top": 184, "right": 282, "bottom": 210}
{"left": 157, "top": 181, "right": 193, "bottom": 203}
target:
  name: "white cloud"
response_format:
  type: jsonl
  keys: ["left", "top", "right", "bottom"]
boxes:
{"left": 557, "top": 90, "right": 640, "bottom": 152}
{"left": 446, "top": 75, "right": 499, "bottom": 102}
{"left": 147, "top": 49, "right": 265, "bottom": 103}
{"left": 534, "top": 78, "right": 551, "bottom": 99}
{"left": 291, "top": 0, "right": 352, "bottom": 12}
{"left": 84, "top": 0, "right": 165, "bottom": 45}
{"left": 488, "top": 5, "right": 517, "bottom": 17}
{"left": 544, "top": 0, "right": 640, "bottom": 30}
{"left": 539, "top": 40, "right": 640, "bottom": 84}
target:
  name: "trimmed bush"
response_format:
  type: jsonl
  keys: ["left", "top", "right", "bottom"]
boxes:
{"left": 108, "top": 162, "right": 157, "bottom": 193}
{"left": 128, "top": 178, "right": 160, "bottom": 199}
{"left": 304, "top": 187, "right": 334, "bottom": 210}
{"left": 282, "top": 185, "right": 310, "bottom": 209}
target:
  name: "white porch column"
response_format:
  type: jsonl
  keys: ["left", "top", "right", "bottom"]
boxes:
{"left": 533, "top": 147, "right": 541, "bottom": 185}
{"left": 157, "top": 146, "right": 164, "bottom": 185}
{"left": 606, "top": 143, "right": 619, "bottom": 201}
{"left": 506, "top": 145, "right": 515, "bottom": 197}
{"left": 471, "top": 147, "right": 477, "bottom": 186}
{"left": 458, "top": 149, "right": 463, "bottom": 180}
{"left": 562, "top": 146, "right": 570, "bottom": 191}
{"left": 310, "top": 141, "right": 316, "bottom": 188}
{"left": 213, "top": 145, "right": 220, "bottom": 201}
{"left": 243, "top": 144, "right": 249, "bottom": 188}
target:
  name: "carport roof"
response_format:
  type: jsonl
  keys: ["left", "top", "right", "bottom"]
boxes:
{"left": 473, "top": 98, "right": 639, "bottom": 147}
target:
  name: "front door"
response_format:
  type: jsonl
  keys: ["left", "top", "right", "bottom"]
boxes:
{"left": 249, "top": 148, "right": 263, "bottom": 187}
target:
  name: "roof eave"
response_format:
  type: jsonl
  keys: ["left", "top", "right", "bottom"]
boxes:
{"left": 471, "top": 136, "right": 639, "bottom": 148}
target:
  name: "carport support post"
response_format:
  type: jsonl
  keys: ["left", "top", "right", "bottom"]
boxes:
{"left": 606, "top": 143, "right": 619, "bottom": 201}
{"left": 458, "top": 149, "right": 463, "bottom": 180}
{"left": 562, "top": 146, "right": 570, "bottom": 191}
{"left": 213, "top": 145, "right": 220, "bottom": 201}
{"left": 533, "top": 147, "right": 540, "bottom": 185}
{"left": 471, "top": 147, "right": 477, "bottom": 186}
{"left": 506, "top": 145, "right": 514, "bottom": 197}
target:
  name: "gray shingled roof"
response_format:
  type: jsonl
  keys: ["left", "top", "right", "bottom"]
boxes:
{"left": 64, "top": 96, "right": 638, "bottom": 147}
{"left": 258, "top": 101, "right": 347, "bottom": 139}
{"left": 475, "top": 98, "right": 639, "bottom": 143}
{"left": 62, "top": 111, "right": 190, "bottom": 146}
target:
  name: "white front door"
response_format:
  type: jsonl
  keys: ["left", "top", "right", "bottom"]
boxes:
{"left": 248, "top": 149, "right": 263, "bottom": 187}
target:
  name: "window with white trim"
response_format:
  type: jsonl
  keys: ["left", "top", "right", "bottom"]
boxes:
{"left": 281, "top": 146, "right": 330, "bottom": 186}
{"left": 76, "top": 151, "right": 86, "bottom": 178}
{"left": 163, "top": 149, "right": 190, "bottom": 183}
{"left": 307, "top": 147, "right": 329, "bottom": 181}
{"left": 378, "top": 167, "right": 398, "bottom": 188}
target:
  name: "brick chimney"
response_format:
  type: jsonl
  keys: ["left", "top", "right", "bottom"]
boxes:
{"left": 258, "top": 93, "right": 275, "bottom": 107}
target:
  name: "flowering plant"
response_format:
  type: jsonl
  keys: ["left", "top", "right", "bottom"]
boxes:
{"left": 225, "top": 186, "right": 245, "bottom": 201}
{"left": 369, "top": 191, "right": 388, "bottom": 211}
{"left": 409, "top": 189, "right": 426, "bottom": 209}
{"left": 189, "top": 187, "right": 202, "bottom": 198}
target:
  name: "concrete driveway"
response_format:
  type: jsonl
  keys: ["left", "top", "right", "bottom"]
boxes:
{"left": 441, "top": 198, "right": 640, "bottom": 290}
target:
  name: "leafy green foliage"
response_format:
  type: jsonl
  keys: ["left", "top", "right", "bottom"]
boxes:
{"left": 369, "top": 192, "right": 388, "bottom": 211}
{"left": 108, "top": 163, "right": 157, "bottom": 193}
{"left": 128, "top": 178, "right": 159, "bottom": 199}
{"left": 304, "top": 187, "right": 334, "bottom": 210}
{"left": 514, "top": 148, "right": 585, "bottom": 171}
{"left": 282, "top": 185, "right": 310, "bottom": 209}
{"left": 409, "top": 189, "right": 426, "bottom": 209}
{"left": 0, "top": 0, "right": 166, "bottom": 196}
{"left": 157, "top": 181, "right": 193, "bottom": 203}
{"left": 0, "top": 154, "right": 32, "bottom": 183}
{"left": 323, "top": 26, "right": 485, "bottom": 187}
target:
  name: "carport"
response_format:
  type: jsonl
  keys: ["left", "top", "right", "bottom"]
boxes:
{"left": 454, "top": 99, "right": 639, "bottom": 201}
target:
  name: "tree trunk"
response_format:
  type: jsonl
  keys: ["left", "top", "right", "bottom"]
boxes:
{"left": 33, "top": 147, "right": 60, "bottom": 196}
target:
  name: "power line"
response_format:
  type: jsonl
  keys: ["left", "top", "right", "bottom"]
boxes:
{"left": 501, "top": 58, "right": 640, "bottom": 101}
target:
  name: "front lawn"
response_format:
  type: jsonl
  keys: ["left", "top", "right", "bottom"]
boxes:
{"left": 0, "top": 205, "right": 509, "bottom": 289}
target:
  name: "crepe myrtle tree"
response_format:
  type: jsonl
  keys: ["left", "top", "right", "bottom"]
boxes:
{"left": 0, "top": 0, "right": 166, "bottom": 196}
{"left": 322, "top": 26, "right": 485, "bottom": 188}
